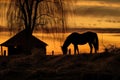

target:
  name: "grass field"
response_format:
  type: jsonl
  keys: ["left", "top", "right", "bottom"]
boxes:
{"left": 0, "top": 47, "right": 120, "bottom": 80}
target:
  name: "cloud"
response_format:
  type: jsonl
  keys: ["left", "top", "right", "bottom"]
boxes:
{"left": 77, "top": 0, "right": 120, "bottom": 2}
{"left": 73, "top": 6, "right": 120, "bottom": 17}
{"left": 96, "top": 0, "right": 120, "bottom": 2}
{"left": 66, "top": 1, "right": 120, "bottom": 17}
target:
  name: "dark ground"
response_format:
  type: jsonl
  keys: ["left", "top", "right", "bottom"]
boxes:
{"left": 0, "top": 48, "right": 120, "bottom": 80}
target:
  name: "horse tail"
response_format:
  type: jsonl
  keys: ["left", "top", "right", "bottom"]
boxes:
{"left": 94, "top": 33, "right": 99, "bottom": 51}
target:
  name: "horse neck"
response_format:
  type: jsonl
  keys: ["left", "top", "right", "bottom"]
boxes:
{"left": 63, "top": 37, "right": 71, "bottom": 48}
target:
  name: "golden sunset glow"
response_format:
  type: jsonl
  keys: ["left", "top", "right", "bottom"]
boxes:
{"left": 0, "top": 1, "right": 120, "bottom": 79}
{"left": 0, "top": 0, "right": 120, "bottom": 28}
{"left": 65, "top": 0, "right": 120, "bottom": 28}
{"left": 0, "top": 0, "right": 120, "bottom": 55}
{"left": 0, "top": 0, "right": 9, "bottom": 27}
{"left": 73, "top": 1, "right": 120, "bottom": 8}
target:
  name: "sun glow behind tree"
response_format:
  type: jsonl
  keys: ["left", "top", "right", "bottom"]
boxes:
{"left": 6, "top": 0, "right": 67, "bottom": 34}
{"left": 1, "top": 0, "right": 120, "bottom": 29}
{"left": 0, "top": 0, "right": 10, "bottom": 27}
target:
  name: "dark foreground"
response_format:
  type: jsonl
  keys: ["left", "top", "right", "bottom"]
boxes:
{"left": 0, "top": 49, "right": 120, "bottom": 80}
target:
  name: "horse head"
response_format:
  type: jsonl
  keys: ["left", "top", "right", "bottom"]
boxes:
{"left": 61, "top": 46, "right": 68, "bottom": 55}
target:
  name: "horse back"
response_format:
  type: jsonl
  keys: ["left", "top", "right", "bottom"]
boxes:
{"left": 83, "top": 31, "right": 97, "bottom": 40}
{"left": 68, "top": 32, "right": 87, "bottom": 44}
{"left": 68, "top": 32, "right": 97, "bottom": 44}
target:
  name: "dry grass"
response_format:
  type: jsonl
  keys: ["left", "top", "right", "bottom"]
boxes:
{"left": 0, "top": 47, "right": 120, "bottom": 80}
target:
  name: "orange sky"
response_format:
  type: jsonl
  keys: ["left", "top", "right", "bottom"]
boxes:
{"left": 0, "top": 0, "right": 120, "bottom": 55}
{"left": 65, "top": 1, "right": 120, "bottom": 28}
{"left": 0, "top": 0, "right": 120, "bottom": 28}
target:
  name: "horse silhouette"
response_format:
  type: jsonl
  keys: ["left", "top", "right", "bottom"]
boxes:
{"left": 61, "top": 32, "right": 99, "bottom": 55}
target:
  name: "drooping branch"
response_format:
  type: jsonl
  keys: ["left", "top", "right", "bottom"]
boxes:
{"left": 31, "top": 0, "right": 39, "bottom": 33}
{"left": 7, "top": 0, "right": 66, "bottom": 34}
{"left": 19, "top": 0, "right": 28, "bottom": 29}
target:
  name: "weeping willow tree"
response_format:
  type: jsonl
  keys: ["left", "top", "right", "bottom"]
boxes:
{"left": 7, "top": 0, "right": 66, "bottom": 34}
{"left": 0, "top": 0, "right": 8, "bottom": 27}
{"left": 6, "top": 0, "right": 66, "bottom": 54}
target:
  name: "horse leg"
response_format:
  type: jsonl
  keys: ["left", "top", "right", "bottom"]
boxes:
{"left": 76, "top": 45, "right": 79, "bottom": 54}
{"left": 93, "top": 43, "right": 97, "bottom": 53}
{"left": 89, "top": 43, "right": 93, "bottom": 54}
{"left": 74, "top": 45, "right": 77, "bottom": 55}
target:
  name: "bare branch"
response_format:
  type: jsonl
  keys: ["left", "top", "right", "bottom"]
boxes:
{"left": 7, "top": 0, "right": 66, "bottom": 34}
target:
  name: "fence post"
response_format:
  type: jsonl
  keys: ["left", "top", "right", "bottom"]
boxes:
{"left": 4, "top": 50, "right": 6, "bottom": 56}
{"left": 69, "top": 49, "right": 71, "bottom": 55}
{"left": 52, "top": 50, "right": 54, "bottom": 56}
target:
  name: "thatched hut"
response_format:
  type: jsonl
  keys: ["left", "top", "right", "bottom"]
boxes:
{"left": 0, "top": 30, "right": 47, "bottom": 56}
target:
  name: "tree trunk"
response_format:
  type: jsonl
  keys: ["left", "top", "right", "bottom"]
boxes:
{"left": 25, "top": 28, "right": 32, "bottom": 54}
